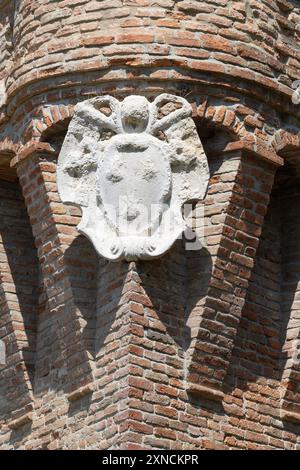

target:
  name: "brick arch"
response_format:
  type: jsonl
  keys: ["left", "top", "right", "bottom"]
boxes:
{"left": 195, "top": 101, "right": 244, "bottom": 141}
{"left": 19, "top": 88, "right": 291, "bottom": 155}
{"left": 29, "top": 99, "right": 246, "bottom": 145}
{"left": 24, "top": 104, "right": 74, "bottom": 143}
{"left": 195, "top": 101, "right": 282, "bottom": 166}
{"left": 0, "top": 140, "right": 18, "bottom": 157}
{"left": 16, "top": 97, "right": 283, "bottom": 173}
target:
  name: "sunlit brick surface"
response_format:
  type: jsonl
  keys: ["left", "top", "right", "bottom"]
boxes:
{"left": 0, "top": 0, "right": 300, "bottom": 450}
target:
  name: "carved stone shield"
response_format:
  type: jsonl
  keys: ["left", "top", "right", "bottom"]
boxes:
{"left": 57, "top": 94, "right": 210, "bottom": 261}
{"left": 97, "top": 134, "right": 171, "bottom": 237}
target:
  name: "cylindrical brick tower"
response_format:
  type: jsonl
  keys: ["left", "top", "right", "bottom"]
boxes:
{"left": 0, "top": 0, "right": 300, "bottom": 450}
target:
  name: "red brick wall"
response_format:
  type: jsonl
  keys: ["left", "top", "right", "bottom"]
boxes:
{"left": 0, "top": 140, "right": 299, "bottom": 450}
{"left": 0, "top": 0, "right": 300, "bottom": 451}
{"left": 5, "top": 0, "right": 300, "bottom": 99}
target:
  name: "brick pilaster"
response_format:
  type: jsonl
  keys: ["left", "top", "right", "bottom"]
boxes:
{"left": 0, "top": 177, "right": 39, "bottom": 430}
{"left": 186, "top": 143, "right": 283, "bottom": 399}
{"left": 14, "top": 143, "right": 98, "bottom": 405}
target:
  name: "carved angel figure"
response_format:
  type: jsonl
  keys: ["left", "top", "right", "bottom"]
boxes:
{"left": 57, "top": 94, "right": 209, "bottom": 261}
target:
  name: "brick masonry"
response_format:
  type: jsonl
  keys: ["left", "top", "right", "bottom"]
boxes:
{"left": 0, "top": 0, "right": 300, "bottom": 450}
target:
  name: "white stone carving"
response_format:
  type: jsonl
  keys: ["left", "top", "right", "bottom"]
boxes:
{"left": 57, "top": 94, "right": 210, "bottom": 261}
{"left": 0, "top": 340, "right": 5, "bottom": 365}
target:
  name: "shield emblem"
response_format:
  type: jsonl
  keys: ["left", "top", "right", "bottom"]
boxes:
{"left": 97, "top": 134, "right": 172, "bottom": 239}
{"left": 57, "top": 94, "right": 210, "bottom": 261}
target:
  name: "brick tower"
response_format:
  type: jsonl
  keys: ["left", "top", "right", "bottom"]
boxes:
{"left": 0, "top": 0, "right": 300, "bottom": 450}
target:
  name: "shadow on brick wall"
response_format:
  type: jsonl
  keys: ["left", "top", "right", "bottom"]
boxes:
{"left": 223, "top": 188, "right": 282, "bottom": 394}
{"left": 64, "top": 234, "right": 99, "bottom": 359}
{"left": 64, "top": 239, "right": 128, "bottom": 419}
{"left": 63, "top": 234, "right": 98, "bottom": 404}
{"left": 136, "top": 239, "right": 212, "bottom": 353}
{"left": 223, "top": 169, "right": 300, "bottom": 437}
{"left": 0, "top": 180, "right": 39, "bottom": 426}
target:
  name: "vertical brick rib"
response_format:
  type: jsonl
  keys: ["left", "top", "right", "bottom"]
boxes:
{"left": 187, "top": 150, "right": 281, "bottom": 398}
{"left": 16, "top": 147, "right": 97, "bottom": 403}
{"left": 0, "top": 178, "right": 39, "bottom": 429}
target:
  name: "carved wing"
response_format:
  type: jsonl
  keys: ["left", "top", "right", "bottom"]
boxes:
{"left": 57, "top": 96, "right": 122, "bottom": 208}
{"left": 150, "top": 94, "right": 209, "bottom": 204}
{"left": 149, "top": 94, "right": 192, "bottom": 133}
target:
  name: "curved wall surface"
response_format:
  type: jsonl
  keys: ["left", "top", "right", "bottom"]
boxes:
{"left": 0, "top": 1, "right": 299, "bottom": 111}
{"left": 0, "top": 0, "right": 300, "bottom": 451}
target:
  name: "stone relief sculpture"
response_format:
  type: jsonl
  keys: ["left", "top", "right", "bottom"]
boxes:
{"left": 57, "top": 94, "right": 210, "bottom": 261}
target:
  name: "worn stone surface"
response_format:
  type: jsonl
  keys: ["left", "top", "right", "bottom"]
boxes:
{"left": 57, "top": 94, "right": 209, "bottom": 261}
{"left": 0, "top": 0, "right": 300, "bottom": 451}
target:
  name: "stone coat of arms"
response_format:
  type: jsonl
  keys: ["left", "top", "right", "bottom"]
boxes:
{"left": 57, "top": 94, "right": 210, "bottom": 261}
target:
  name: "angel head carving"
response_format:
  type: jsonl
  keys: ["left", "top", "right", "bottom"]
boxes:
{"left": 57, "top": 94, "right": 210, "bottom": 261}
